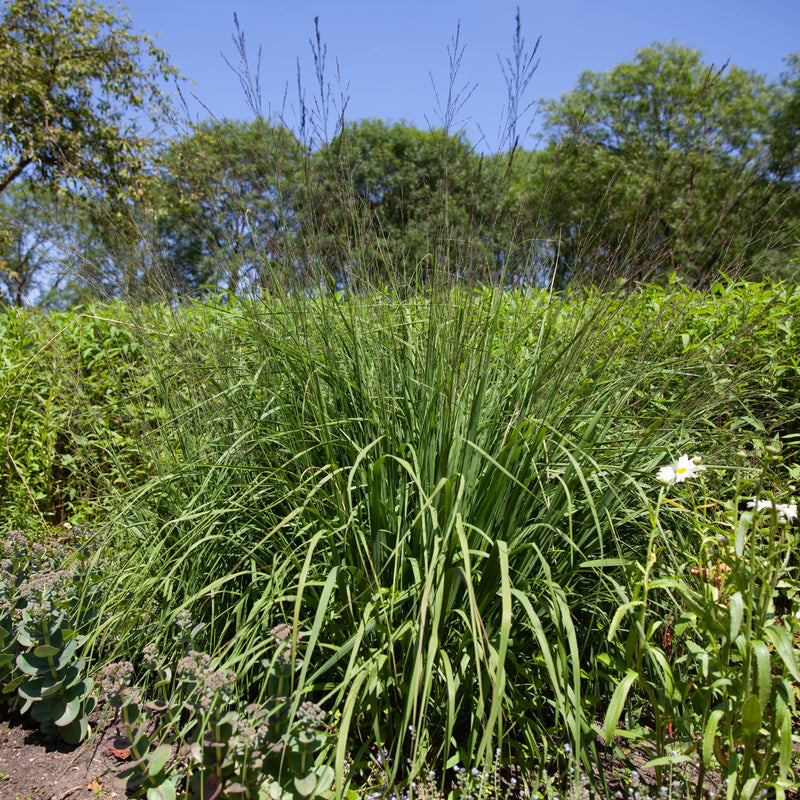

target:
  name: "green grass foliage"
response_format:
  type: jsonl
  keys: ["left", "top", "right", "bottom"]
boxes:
{"left": 1, "top": 278, "right": 799, "bottom": 797}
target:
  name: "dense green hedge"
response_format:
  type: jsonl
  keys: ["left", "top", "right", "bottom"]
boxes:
{"left": 0, "top": 305, "right": 163, "bottom": 525}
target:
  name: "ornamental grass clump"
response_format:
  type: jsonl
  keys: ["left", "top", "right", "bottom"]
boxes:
{"left": 78, "top": 277, "right": 799, "bottom": 795}
{"left": 92, "top": 285, "right": 666, "bottom": 791}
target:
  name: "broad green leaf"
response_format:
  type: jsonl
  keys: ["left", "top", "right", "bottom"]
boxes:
{"left": 54, "top": 694, "right": 81, "bottom": 727}
{"left": 728, "top": 591, "right": 744, "bottom": 642}
{"left": 311, "top": 766, "right": 334, "bottom": 796}
{"left": 41, "top": 676, "right": 67, "bottom": 697}
{"left": 59, "top": 713, "right": 88, "bottom": 745}
{"left": 740, "top": 776, "right": 759, "bottom": 800}
{"left": 56, "top": 638, "right": 78, "bottom": 669}
{"left": 779, "top": 702, "right": 792, "bottom": 780}
{"left": 266, "top": 780, "right": 290, "bottom": 800}
{"left": 702, "top": 708, "right": 725, "bottom": 767}
{"left": 147, "top": 744, "right": 171, "bottom": 777}
{"left": 752, "top": 639, "right": 771, "bottom": 712}
{"left": 764, "top": 625, "right": 800, "bottom": 682}
{"left": 30, "top": 697, "right": 55, "bottom": 723}
{"left": 15, "top": 629, "right": 35, "bottom": 648}
{"left": 3, "top": 673, "right": 26, "bottom": 694}
{"left": 740, "top": 694, "right": 761, "bottom": 743}
{"left": 147, "top": 781, "right": 177, "bottom": 800}
{"left": 602, "top": 669, "right": 638, "bottom": 744}
{"left": 294, "top": 773, "right": 318, "bottom": 797}
{"left": 19, "top": 672, "right": 50, "bottom": 699}
{"left": 15, "top": 652, "right": 48, "bottom": 676}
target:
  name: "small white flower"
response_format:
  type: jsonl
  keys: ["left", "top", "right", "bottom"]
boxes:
{"left": 657, "top": 465, "right": 676, "bottom": 485}
{"left": 656, "top": 454, "right": 705, "bottom": 485}
{"left": 673, "top": 454, "right": 705, "bottom": 482}
{"left": 747, "top": 500, "right": 798, "bottom": 523}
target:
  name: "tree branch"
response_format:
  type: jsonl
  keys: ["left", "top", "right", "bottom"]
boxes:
{"left": 0, "top": 155, "right": 32, "bottom": 194}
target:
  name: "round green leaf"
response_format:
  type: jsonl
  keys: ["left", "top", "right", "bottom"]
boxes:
{"left": 55, "top": 638, "right": 78, "bottom": 669}
{"left": 59, "top": 713, "right": 88, "bottom": 745}
{"left": 15, "top": 652, "right": 48, "bottom": 676}
{"left": 147, "top": 744, "right": 172, "bottom": 777}
{"left": 147, "top": 782, "right": 177, "bottom": 800}
{"left": 294, "top": 774, "right": 318, "bottom": 797}
{"left": 31, "top": 697, "right": 55, "bottom": 723}
{"left": 18, "top": 677, "right": 45, "bottom": 701}
{"left": 54, "top": 694, "right": 81, "bottom": 727}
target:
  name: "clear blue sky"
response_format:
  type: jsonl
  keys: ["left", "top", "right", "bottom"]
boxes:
{"left": 120, "top": 0, "right": 800, "bottom": 152}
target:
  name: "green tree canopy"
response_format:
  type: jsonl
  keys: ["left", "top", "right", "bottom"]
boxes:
{"left": 311, "top": 120, "right": 513, "bottom": 286}
{"left": 0, "top": 180, "right": 159, "bottom": 307}
{"left": 0, "top": 0, "right": 178, "bottom": 198}
{"left": 768, "top": 55, "right": 800, "bottom": 182}
{"left": 0, "top": 184, "right": 59, "bottom": 305}
{"left": 530, "top": 42, "right": 798, "bottom": 285}
{"left": 153, "top": 118, "right": 306, "bottom": 294}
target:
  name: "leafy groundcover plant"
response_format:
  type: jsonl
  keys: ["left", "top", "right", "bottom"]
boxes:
{"left": 1, "top": 531, "right": 334, "bottom": 799}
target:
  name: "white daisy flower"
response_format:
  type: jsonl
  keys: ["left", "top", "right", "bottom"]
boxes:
{"left": 657, "top": 454, "right": 705, "bottom": 485}
{"left": 657, "top": 465, "right": 676, "bottom": 485}
{"left": 747, "top": 499, "right": 798, "bottom": 523}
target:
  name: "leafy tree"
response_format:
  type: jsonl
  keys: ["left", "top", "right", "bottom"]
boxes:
{"left": 0, "top": 0, "right": 181, "bottom": 304}
{"left": 153, "top": 119, "right": 306, "bottom": 294}
{"left": 0, "top": 0, "right": 178, "bottom": 197}
{"left": 310, "top": 120, "right": 515, "bottom": 287}
{"left": 0, "top": 185, "right": 59, "bottom": 305}
{"left": 768, "top": 55, "right": 800, "bottom": 182}
{"left": 531, "top": 42, "right": 798, "bottom": 285}
{"left": 154, "top": 119, "right": 537, "bottom": 295}
{"left": 765, "top": 56, "right": 800, "bottom": 280}
{"left": 0, "top": 183, "right": 154, "bottom": 306}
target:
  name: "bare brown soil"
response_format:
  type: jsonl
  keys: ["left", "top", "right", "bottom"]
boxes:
{"left": 0, "top": 708, "right": 128, "bottom": 800}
